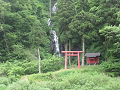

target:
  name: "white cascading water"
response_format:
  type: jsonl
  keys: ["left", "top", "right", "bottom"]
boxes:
{"left": 52, "top": 2, "right": 58, "bottom": 13}
{"left": 47, "top": 18, "right": 53, "bottom": 26}
{"left": 48, "top": 2, "right": 60, "bottom": 56}
{"left": 50, "top": 30, "right": 60, "bottom": 56}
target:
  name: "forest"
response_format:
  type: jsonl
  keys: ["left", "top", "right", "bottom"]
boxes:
{"left": 0, "top": 0, "right": 120, "bottom": 89}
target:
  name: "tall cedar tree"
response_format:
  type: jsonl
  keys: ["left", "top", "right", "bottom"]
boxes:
{"left": 54, "top": 0, "right": 75, "bottom": 51}
{"left": 69, "top": 10, "right": 98, "bottom": 67}
{"left": 95, "top": 0, "right": 120, "bottom": 61}
{"left": 99, "top": 25, "right": 120, "bottom": 76}
{"left": 29, "top": 20, "right": 47, "bottom": 73}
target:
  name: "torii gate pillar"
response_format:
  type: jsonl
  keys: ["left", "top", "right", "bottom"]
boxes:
{"left": 62, "top": 51, "right": 83, "bottom": 69}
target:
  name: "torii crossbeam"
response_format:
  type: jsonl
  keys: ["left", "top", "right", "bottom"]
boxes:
{"left": 62, "top": 51, "right": 83, "bottom": 69}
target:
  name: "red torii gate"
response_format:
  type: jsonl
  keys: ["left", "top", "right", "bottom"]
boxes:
{"left": 62, "top": 51, "right": 83, "bottom": 69}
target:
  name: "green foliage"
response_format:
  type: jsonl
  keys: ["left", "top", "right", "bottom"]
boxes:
{"left": 88, "top": 0, "right": 100, "bottom": 7}
{"left": 0, "top": 0, "right": 50, "bottom": 62}
{"left": 1, "top": 0, "right": 120, "bottom": 86}
{"left": 99, "top": 25, "right": 120, "bottom": 76}
{"left": 1, "top": 65, "right": 120, "bottom": 90}
{"left": 95, "top": 0, "right": 120, "bottom": 26}
{"left": 37, "top": 0, "right": 50, "bottom": 11}
{"left": 8, "top": 80, "right": 50, "bottom": 90}
{"left": 0, "top": 60, "right": 38, "bottom": 78}
{"left": 54, "top": 0, "right": 76, "bottom": 43}
{"left": 69, "top": 10, "right": 98, "bottom": 39}
{"left": 0, "top": 77, "right": 11, "bottom": 90}
{"left": 41, "top": 55, "right": 64, "bottom": 73}
{"left": 88, "top": 42, "right": 103, "bottom": 53}
{"left": 29, "top": 20, "right": 47, "bottom": 47}
{"left": 101, "top": 58, "right": 120, "bottom": 77}
{"left": 8, "top": 66, "right": 24, "bottom": 77}
{"left": 76, "top": 0, "right": 90, "bottom": 13}
{"left": 0, "top": 55, "right": 64, "bottom": 78}
{"left": 0, "top": 77, "right": 10, "bottom": 86}
{"left": 27, "top": 66, "right": 120, "bottom": 90}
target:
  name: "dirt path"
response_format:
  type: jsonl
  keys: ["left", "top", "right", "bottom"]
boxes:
{"left": 21, "top": 76, "right": 29, "bottom": 82}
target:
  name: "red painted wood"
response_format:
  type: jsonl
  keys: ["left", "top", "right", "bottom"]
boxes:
{"left": 67, "top": 54, "right": 78, "bottom": 56}
{"left": 65, "top": 52, "right": 67, "bottom": 69}
{"left": 62, "top": 51, "right": 83, "bottom": 69}
{"left": 78, "top": 53, "right": 80, "bottom": 68}
{"left": 62, "top": 51, "right": 83, "bottom": 53}
{"left": 87, "top": 57, "right": 99, "bottom": 64}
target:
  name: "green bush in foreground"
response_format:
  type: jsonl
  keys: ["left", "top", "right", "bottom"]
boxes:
{"left": 1, "top": 65, "right": 120, "bottom": 90}
{"left": 0, "top": 55, "right": 64, "bottom": 78}
{"left": 101, "top": 58, "right": 120, "bottom": 77}
{"left": 8, "top": 80, "right": 50, "bottom": 90}
{"left": 41, "top": 55, "right": 64, "bottom": 73}
{"left": 0, "top": 84, "right": 7, "bottom": 90}
{"left": 28, "top": 68, "right": 120, "bottom": 90}
{"left": 0, "top": 77, "right": 10, "bottom": 86}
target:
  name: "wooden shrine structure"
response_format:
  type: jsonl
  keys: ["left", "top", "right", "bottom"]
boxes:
{"left": 85, "top": 53, "right": 101, "bottom": 65}
{"left": 62, "top": 51, "right": 83, "bottom": 69}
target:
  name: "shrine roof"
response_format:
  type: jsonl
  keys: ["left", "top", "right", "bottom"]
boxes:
{"left": 85, "top": 53, "right": 101, "bottom": 57}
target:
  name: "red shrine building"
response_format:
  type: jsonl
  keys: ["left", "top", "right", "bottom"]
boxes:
{"left": 85, "top": 53, "right": 101, "bottom": 65}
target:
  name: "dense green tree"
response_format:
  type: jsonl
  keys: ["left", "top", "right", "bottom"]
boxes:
{"left": 88, "top": 0, "right": 100, "bottom": 8}
{"left": 99, "top": 25, "right": 120, "bottom": 76}
{"left": 69, "top": 10, "right": 98, "bottom": 67}
{"left": 0, "top": 0, "right": 12, "bottom": 61}
{"left": 37, "top": 0, "right": 50, "bottom": 11}
{"left": 95, "top": 0, "right": 120, "bottom": 26}
{"left": 99, "top": 25, "right": 120, "bottom": 60}
{"left": 29, "top": 19, "right": 47, "bottom": 73}
{"left": 54, "top": 0, "right": 76, "bottom": 51}
{"left": 76, "top": 0, "right": 90, "bottom": 13}
{"left": 0, "top": 0, "right": 50, "bottom": 62}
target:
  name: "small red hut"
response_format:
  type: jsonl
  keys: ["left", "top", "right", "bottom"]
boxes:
{"left": 85, "top": 53, "right": 101, "bottom": 65}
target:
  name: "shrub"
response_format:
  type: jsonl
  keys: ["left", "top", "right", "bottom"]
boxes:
{"left": 28, "top": 83, "right": 50, "bottom": 90}
{"left": 0, "top": 77, "right": 10, "bottom": 85}
{"left": 8, "top": 80, "right": 50, "bottom": 90}
{"left": 22, "top": 62, "right": 38, "bottom": 74}
{"left": 0, "top": 84, "right": 7, "bottom": 90}
{"left": 41, "top": 55, "right": 64, "bottom": 73}
{"left": 101, "top": 58, "right": 120, "bottom": 77}
{"left": 8, "top": 67, "right": 25, "bottom": 76}
{"left": 0, "top": 54, "right": 65, "bottom": 78}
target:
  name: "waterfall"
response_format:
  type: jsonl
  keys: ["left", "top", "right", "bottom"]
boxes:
{"left": 50, "top": 30, "right": 60, "bottom": 56}
{"left": 47, "top": 18, "right": 53, "bottom": 26}
{"left": 52, "top": 2, "right": 58, "bottom": 13}
{"left": 48, "top": 1, "right": 61, "bottom": 56}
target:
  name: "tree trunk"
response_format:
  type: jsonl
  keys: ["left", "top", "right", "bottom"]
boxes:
{"left": 69, "top": 39, "right": 71, "bottom": 66}
{"left": 88, "top": 44, "right": 89, "bottom": 53}
{"left": 38, "top": 46, "right": 41, "bottom": 73}
{"left": 81, "top": 38, "right": 85, "bottom": 67}
{"left": 107, "top": 38, "right": 109, "bottom": 61}
{"left": 65, "top": 41, "right": 68, "bottom": 51}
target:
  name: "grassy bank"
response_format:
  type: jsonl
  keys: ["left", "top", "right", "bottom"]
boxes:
{"left": 1, "top": 65, "right": 120, "bottom": 90}
{"left": 26, "top": 65, "right": 120, "bottom": 90}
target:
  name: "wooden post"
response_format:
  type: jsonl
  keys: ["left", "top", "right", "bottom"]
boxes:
{"left": 78, "top": 52, "right": 80, "bottom": 68}
{"left": 65, "top": 52, "right": 67, "bottom": 69}
{"left": 69, "top": 39, "right": 71, "bottom": 66}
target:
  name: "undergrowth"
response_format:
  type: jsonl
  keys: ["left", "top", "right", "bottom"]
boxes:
{"left": 1, "top": 63, "right": 120, "bottom": 90}
{"left": 27, "top": 65, "right": 120, "bottom": 90}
